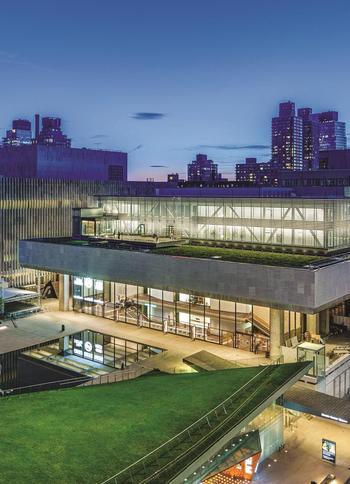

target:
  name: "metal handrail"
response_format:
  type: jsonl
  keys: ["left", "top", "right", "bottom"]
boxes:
{"left": 81, "top": 367, "right": 148, "bottom": 386}
{"left": 3, "top": 364, "right": 148, "bottom": 395}
{"left": 3, "top": 375, "right": 91, "bottom": 395}
{"left": 141, "top": 365, "right": 281, "bottom": 483}
{"left": 100, "top": 361, "right": 279, "bottom": 484}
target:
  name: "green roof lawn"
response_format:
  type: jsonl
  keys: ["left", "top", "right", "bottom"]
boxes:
{"left": 151, "top": 244, "right": 324, "bottom": 267}
{"left": 0, "top": 363, "right": 308, "bottom": 484}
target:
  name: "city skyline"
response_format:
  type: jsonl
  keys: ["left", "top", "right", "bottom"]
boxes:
{"left": 1, "top": 0, "right": 350, "bottom": 181}
{"left": 1, "top": 2, "right": 350, "bottom": 482}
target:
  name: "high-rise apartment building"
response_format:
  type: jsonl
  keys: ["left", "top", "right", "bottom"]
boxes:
{"left": 312, "top": 111, "right": 347, "bottom": 151}
{"left": 187, "top": 154, "right": 223, "bottom": 181}
{"left": 35, "top": 116, "right": 71, "bottom": 147}
{"left": 2, "top": 119, "right": 32, "bottom": 146}
{"left": 271, "top": 102, "right": 303, "bottom": 170}
{"left": 235, "top": 158, "right": 278, "bottom": 186}
{"left": 297, "top": 107, "right": 320, "bottom": 170}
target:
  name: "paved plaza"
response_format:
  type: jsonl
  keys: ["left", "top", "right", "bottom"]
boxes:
{"left": 1, "top": 303, "right": 350, "bottom": 483}
{"left": 0, "top": 301, "right": 263, "bottom": 372}
{"left": 256, "top": 412, "right": 350, "bottom": 484}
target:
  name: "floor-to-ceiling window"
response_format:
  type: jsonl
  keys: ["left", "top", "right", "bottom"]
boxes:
{"left": 284, "top": 310, "right": 301, "bottom": 340}
{"left": 72, "top": 277, "right": 272, "bottom": 354}
{"left": 95, "top": 196, "right": 336, "bottom": 250}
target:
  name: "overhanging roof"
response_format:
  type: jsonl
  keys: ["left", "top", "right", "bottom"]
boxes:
{"left": 283, "top": 385, "right": 350, "bottom": 424}
{"left": 19, "top": 238, "right": 350, "bottom": 312}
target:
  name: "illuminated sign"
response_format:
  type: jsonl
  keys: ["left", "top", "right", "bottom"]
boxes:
{"left": 95, "top": 344, "right": 103, "bottom": 354}
{"left": 73, "top": 336, "right": 104, "bottom": 364}
{"left": 95, "top": 280, "right": 103, "bottom": 291}
{"left": 84, "top": 278, "right": 93, "bottom": 289}
{"left": 321, "top": 413, "right": 348, "bottom": 424}
{"left": 322, "top": 438, "right": 336, "bottom": 464}
{"left": 73, "top": 338, "right": 83, "bottom": 357}
{"left": 84, "top": 341, "right": 93, "bottom": 353}
{"left": 245, "top": 457, "right": 253, "bottom": 476}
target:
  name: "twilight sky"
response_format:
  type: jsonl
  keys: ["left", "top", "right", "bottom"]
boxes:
{"left": 0, "top": 0, "right": 350, "bottom": 180}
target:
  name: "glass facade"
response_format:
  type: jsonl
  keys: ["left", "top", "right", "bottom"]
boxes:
{"left": 73, "top": 276, "right": 304, "bottom": 354}
{"left": 78, "top": 196, "right": 350, "bottom": 251}
{"left": 68, "top": 329, "right": 163, "bottom": 369}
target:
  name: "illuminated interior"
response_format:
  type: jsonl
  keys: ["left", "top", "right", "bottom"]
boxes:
{"left": 73, "top": 277, "right": 304, "bottom": 353}
{"left": 204, "top": 453, "right": 260, "bottom": 483}
{"left": 78, "top": 196, "right": 350, "bottom": 251}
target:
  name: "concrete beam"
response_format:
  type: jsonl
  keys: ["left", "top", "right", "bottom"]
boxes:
{"left": 19, "top": 239, "right": 350, "bottom": 313}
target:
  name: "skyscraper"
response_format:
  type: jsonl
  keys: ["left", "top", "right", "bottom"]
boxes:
{"left": 271, "top": 101, "right": 303, "bottom": 170}
{"left": 297, "top": 107, "right": 319, "bottom": 170}
{"left": 312, "top": 111, "right": 347, "bottom": 151}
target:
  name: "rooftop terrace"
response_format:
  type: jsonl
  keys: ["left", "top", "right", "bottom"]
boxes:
{"left": 28, "top": 237, "right": 327, "bottom": 268}
{"left": 150, "top": 244, "right": 325, "bottom": 268}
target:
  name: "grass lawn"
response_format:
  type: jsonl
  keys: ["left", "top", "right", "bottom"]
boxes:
{"left": 151, "top": 244, "right": 324, "bottom": 267}
{"left": 0, "top": 363, "right": 307, "bottom": 484}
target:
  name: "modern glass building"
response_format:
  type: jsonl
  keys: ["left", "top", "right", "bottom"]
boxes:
{"left": 72, "top": 275, "right": 305, "bottom": 354}
{"left": 76, "top": 196, "right": 350, "bottom": 252}
{"left": 19, "top": 191, "right": 350, "bottom": 365}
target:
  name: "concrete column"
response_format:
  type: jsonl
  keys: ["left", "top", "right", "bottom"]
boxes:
{"left": 270, "top": 309, "right": 284, "bottom": 359}
{"left": 306, "top": 314, "right": 319, "bottom": 335}
{"left": 318, "top": 310, "right": 330, "bottom": 337}
{"left": 59, "top": 274, "right": 70, "bottom": 311}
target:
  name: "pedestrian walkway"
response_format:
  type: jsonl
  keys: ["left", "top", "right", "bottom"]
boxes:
{"left": 0, "top": 303, "right": 264, "bottom": 372}
{"left": 255, "top": 412, "right": 350, "bottom": 484}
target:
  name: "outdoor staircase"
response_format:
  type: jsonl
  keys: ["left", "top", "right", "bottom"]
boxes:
{"left": 80, "top": 363, "right": 152, "bottom": 387}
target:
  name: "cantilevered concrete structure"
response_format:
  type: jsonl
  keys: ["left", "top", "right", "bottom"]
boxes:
{"left": 18, "top": 192, "right": 350, "bottom": 375}
{"left": 18, "top": 238, "right": 347, "bottom": 363}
